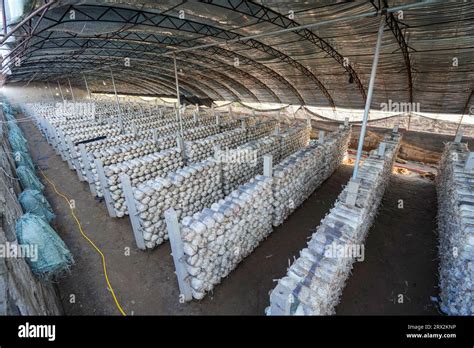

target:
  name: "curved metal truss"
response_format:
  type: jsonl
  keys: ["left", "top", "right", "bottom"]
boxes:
{"left": 3, "top": 2, "right": 334, "bottom": 106}
{"left": 1, "top": 0, "right": 473, "bottom": 114}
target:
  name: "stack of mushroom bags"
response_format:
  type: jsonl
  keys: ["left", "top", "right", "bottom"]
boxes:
{"left": 131, "top": 159, "right": 224, "bottom": 249}
{"left": 268, "top": 132, "right": 401, "bottom": 315}
{"left": 437, "top": 142, "right": 474, "bottom": 315}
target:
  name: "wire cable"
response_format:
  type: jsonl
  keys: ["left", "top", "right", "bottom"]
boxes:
{"left": 39, "top": 169, "right": 127, "bottom": 316}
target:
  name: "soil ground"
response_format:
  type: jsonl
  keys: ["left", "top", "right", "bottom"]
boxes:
{"left": 18, "top": 115, "right": 439, "bottom": 315}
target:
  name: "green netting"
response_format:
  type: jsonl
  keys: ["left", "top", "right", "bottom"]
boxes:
{"left": 15, "top": 213, "right": 73, "bottom": 278}
{"left": 2, "top": 103, "right": 12, "bottom": 115}
{"left": 5, "top": 112, "right": 16, "bottom": 122}
{"left": 14, "top": 151, "right": 35, "bottom": 170}
{"left": 8, "top": 128, "right": 28, "bottom": 153}
{"left": 16, "top": 165, "right": 44, "bottom": 191}
{"left": 7, "top": 120, "right": 21, "bottom": 132}
{"left": 19, "top": 190, "right": 55, "bottom": 223}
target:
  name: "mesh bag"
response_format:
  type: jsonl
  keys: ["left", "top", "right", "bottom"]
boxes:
{"left": 16, "top": 165, "right": 44, "bottom": 191}
{"left": 8, "top": 128, "right": 28, "bottom": 153}
{"left": 14, "top": 151, "right": 35, "bottom": 170}
{"left": 15, "top": 213, "right": 74, "bottom": 278}
{"left": 19, "top": 190, "right": 55, "bottom": 222}
{"left": 5, "top": 112, "right": 16, "bottom": 122}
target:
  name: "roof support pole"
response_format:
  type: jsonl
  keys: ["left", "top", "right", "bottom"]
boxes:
{"left": 57, "top": 81, "right": 65, "bottom": 102}
{"left": 352, "top": 17, "right": 385, "bottom": 180}
{"left": 1, "top": 0, "right": 7, "bottom": 36}
{"left": 109, "top": 68, "right": 123, "bottom": 129}
{"left": 46, "top": 81, "right": 54, "bottom": 102}
{"left": 173, "top": 53, "right": 183, "bottom": 135}
{"left": 83, "top": 73, "right": 91, "bottom": 99}
{"left": 67, "top": 78, "right": 75, "bottom": 102}
{"left": 455, "top": 90, "right": 473, "bottom": 136}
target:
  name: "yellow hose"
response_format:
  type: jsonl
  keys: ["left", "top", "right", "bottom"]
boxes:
{"left": 39, "top": 169, "right": 127, "bottom": 316}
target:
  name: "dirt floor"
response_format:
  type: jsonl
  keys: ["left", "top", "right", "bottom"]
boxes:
{"left": 18, "top": 115, "right": 440, "bottom": 315}
{"left": 337, "top": 174, "right": 439, "bottom": 315}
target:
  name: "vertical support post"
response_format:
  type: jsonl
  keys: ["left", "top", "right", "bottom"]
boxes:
{"left": 95, "top": 158, "right": 117, "bottom": 217}
{"left": 345, "top": 179, "right": 360, "bottom": 207}
{"left": 83, "top": 73, "right": 91, "bottom": 99}
{"left": 1, "top": 0, "right": 7, "bottom": 36}
{"left": 67, "top": 78, "right": 75, "bottom": 103}
{"left": 152, "top": 129, "right": 158, "bottom": 145}
{"left": 228, "top": 104, "right": 233, "bottom": 117}
{"left": 67, "top": 136, "right": 85, "bottom": 181}
{"left": 377, "top": 141, "right": 386, "bottom": 157}
{"left": 165, "top": 208, "right": 193, "bottom": 301}
{"left": 306, "top": 114, "right": 312, "bottom": 129}
{"left": 344, "top": 117, "right": 349, "bottom": 127}
{"left": 464, "top": 152, "right": 474, "bottom": 171}
{"left": 318, "top": 130, "right": 325, "bottom": 144}
{"left": 173, "top": 53, "right": 183, "bottom": 135}
{"left": 46, "top": 81, "right": 55, "bottom": 102}
{"left": 176, "top": 136, "right": 186, "bottom": 162}
{"left": 269, "top": 284, "right": 293, "bottom": 315}
{"left": 79, "top": 143, "right": 97, "bottom": 196}
{"left": 110, "top": 68, "right": 123, "bottom": 133}
{"left": 274, "top": 123, "right": 280, "bottom": 135}
{"left": 57, "top": 129, "right": 68, "bottom": 161}
{"left": 263, "top": 154, "right": 273, "bottom": 177}
{"left": 120, "top": 174, "right": 146, "bottom": 250}
{"left": 57, "top": 81, "right": 65, "bottom": 103}
{"left": 240, "top": 119, "right": 246, "bottom": 129}
{"left": 352, "top": 17, "right": 385, "bottom": 180}
{"left": 454, "top": 129, "right": 463, "bottom": 143}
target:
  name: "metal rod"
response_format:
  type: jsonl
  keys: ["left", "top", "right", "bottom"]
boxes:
{"left": 173, "top": 53, "right": 183, "bottom": 135}
{"left": 168, "top": 1, "right": 438, "bottom": 56}
{"left": 0, "top": 0, "right": 56, "bottom": 44}
{"left": 57, "top": 80, "right": 65, "bottom": 102}
{"left": 46, "top": 81, "right": 54, "bottom": 101}
{"left": 352, "top": 17, "right": 385, "bottom": 180}
{"left": 14, "top": 1, "right": 438, "bottom": 83}
{"left": 83, "top": 73, "right": 91, "bottom": 99}
{"left": 109, "top": 68, "right": 123, "bottom": 118}
{"left": 1, "top": 0, "right": 7, "bottom": 36}
{"left": 67, "top": 78, "right": 75, "bottom": 102}
{"left": 455, "top": 90, "right": 473, "bottom": 135}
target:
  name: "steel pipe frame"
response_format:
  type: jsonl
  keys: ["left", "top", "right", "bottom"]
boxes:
{"left": 375, "top": 0, "right": 415, "bottom": 130}
{"left": 3, "top": 0, "right": 439, "bottom": 112}
{"left": 24, "top": 47, "right": 258, "bottom": 101}
{"left": 202, "top": 0, "right": 367, "bottom": 102}
{"left": 3, "top": 3, "right": 334, "bottom": 106}
{"left": 14, "top": 68, "right": 170, "bottom": 97}
{"left": 352, "top": 16, "right": 386, "bottom": 180}
{"left": 12, "top": 62, "right": 215, "bottom": 100}
{"left": 11, "top": 54, "right": 236, "bottom": 101}
{"left": 10, "top": 32, "right": 290, "bottom": 103}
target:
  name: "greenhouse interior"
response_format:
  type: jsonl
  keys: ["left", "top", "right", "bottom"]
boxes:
{"left": 0, "top": 0, "right": 472, "bottom": 326}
